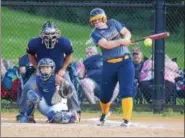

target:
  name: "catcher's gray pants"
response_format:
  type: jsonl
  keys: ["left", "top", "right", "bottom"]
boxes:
{"left": 19, "top": 71, "right": 81, "bottom": 115}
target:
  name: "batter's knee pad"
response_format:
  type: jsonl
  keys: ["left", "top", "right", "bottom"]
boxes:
{"left": 47, "top": 110, "right": 78, "bottom": 124}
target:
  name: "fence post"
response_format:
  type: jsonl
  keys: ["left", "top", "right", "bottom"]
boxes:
{"left": 152, "top": 0, "right": 166, "bottom": 113}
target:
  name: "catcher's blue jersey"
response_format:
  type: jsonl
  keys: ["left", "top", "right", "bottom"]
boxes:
{"left": 91, "top": 19, "right": 130, "bottom": 60}
{"left": 36, "top": 75, "right": 56, "bottom": 106}
{"left": 27, "top": 37, "right": 73, "bottom": 73}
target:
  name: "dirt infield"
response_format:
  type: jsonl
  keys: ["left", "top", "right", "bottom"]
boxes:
{"left": 1, "top": 112, "right": 184, "bottom": 137}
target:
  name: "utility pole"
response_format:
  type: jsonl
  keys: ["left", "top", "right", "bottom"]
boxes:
{"left": 153, "top": 0, "right": 166, "bottom": 113}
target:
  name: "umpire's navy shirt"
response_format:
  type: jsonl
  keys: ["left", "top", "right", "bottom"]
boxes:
{"left": 27, "top": 37, "right": 73, "bottom": 73}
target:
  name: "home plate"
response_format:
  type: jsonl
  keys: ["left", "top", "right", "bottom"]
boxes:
{"left": 87, "top": 118, "right": 166, "bottom": 129}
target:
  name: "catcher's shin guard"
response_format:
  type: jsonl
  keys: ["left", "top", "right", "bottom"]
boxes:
{"left": 17, "top": 114, "right": 36, "bottom": 123}
{"left": 47, "top": 110, "right": 79, "bottom": 124}
{"left": 19, "top": 90, "right": 40, "bottom": 123}
{"left": 19, "top": 114, "right": 36, "bottom": 123}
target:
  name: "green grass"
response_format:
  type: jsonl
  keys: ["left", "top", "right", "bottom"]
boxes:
{"left": 2, "top": 7, "right": 184, "bottom": 68}
{"left": 2, "top": 7, "right": 92, "bottom": 61}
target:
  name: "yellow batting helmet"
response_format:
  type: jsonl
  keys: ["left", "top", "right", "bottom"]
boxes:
{"left": 89, "top": 8, "right": 107, "bottom": 26}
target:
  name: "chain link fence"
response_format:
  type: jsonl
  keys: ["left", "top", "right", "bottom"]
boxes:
{"left": 1, "top": 0, "right": 184, "bottom": 106}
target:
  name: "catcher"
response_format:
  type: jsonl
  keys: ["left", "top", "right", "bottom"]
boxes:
{"left": 19, "top": 58, "right": 79, "bottom": 124}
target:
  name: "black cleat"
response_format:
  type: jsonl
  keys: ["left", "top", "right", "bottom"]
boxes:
{"left": 120, "top": 119, "right": 129, "bottom": 127}
{"left": 97, "top": 112, "right": 111, "bottom": 126}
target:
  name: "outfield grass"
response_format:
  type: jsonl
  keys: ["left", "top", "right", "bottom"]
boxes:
{"left": 2, "top": 7, "right": 184, "bottom": 67}
{"left": 2, "top": 7, "right": 91, "bottom": 61}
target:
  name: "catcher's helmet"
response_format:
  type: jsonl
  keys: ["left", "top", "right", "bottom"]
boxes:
{"left": 40, "top": 21, "right": 61, "bottom": 49}
{"left": 89, "top": 8, "right": 107, "bottom": 26}
{"left": 38, "top": 58, "right": 55, "bottom": 81}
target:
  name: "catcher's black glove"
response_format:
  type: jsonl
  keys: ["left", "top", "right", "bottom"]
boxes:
{"left": 58, "top": 80, "right": 73, "bottom": 99}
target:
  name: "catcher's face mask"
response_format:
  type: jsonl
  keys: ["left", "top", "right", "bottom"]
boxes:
{"left": 40, "top": 66, "right": 52, "bottom": 75}
{"left": 39, "top": 66, "right": 53, "bottom": 81}
{"left": 38, "top": 58, "right": 55, "bottom": 81}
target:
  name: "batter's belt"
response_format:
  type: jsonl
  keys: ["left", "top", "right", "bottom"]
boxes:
{"left": 106, "top": 54, "right": 131, "bottom": 63}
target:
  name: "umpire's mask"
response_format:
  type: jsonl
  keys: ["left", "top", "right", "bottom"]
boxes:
{"left": 40, "top": 21, "right": 61, "bottom": 49}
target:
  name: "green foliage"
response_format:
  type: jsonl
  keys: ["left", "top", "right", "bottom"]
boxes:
{"left": 2, "top": 7, "right": 184, "bottom": 68}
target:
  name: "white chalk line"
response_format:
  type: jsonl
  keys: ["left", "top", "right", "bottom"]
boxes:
{"left": 1, "top": 117, "right": 168, "bottom": 129}
{"left": 1, "top": 117, "right": 167, "bottom": 129}
{"left": 87, "top": 118, "right": 167, "bottom": 129}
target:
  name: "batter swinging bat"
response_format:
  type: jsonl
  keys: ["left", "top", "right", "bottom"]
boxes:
{"left": 131, "top": 32, "right": 170, "bottom": 43}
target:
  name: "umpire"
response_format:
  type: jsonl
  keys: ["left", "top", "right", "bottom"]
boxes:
{"left": 89, "top": 8, "right": 134, "bottom": 127}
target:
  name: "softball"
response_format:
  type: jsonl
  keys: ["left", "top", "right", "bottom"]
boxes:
{"left": 144, "top": 38, "right": 152, "bottom": 47}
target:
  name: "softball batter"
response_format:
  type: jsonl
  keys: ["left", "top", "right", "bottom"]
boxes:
{"left": 89, "top": 8, "right": 135, "bottom": 127}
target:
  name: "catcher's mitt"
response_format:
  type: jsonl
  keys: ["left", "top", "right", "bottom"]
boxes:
{"left": 58, "top": 80, "right": 73, "bottom": 99}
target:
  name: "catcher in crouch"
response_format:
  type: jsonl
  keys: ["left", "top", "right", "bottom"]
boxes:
{"left": 19, "top": 58, "right": 79, "bottom": 124}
